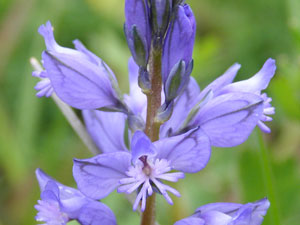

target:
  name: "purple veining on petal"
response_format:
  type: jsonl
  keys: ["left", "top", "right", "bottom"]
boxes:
{"left": 82, "top": 110, "right": 127, "bottom": 153}
{"left": 216, "top": 58, "right": 276, "bottom": 133}
{"left": 192, "top": 92, "right": 263, "bottom": 147}
{"left": 38, "top": 21, "right": 121, "bottom": 110}
{"left": 73, "top": 129, "right": 210, "bottom": 212}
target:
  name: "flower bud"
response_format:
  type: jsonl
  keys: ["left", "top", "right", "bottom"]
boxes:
{"left": 138, "top": 67, "right": 151, "bottom": 94}
{"left": 162, "top": 4, "right": 196, "bottom": 83}
{"left": 150, "top": 0, "right": 172, "bottom": 39}
{"left": 155, "top": 101, "right": 174, "bottom": 124}
{"left": 125, "top": 0, "right": 151, "bottom": 67}
{"left": 164, "top": 60, "right": 192, "bottom": 103}
{"left": 173, "top": 0, "right": 185, "bottom": 7}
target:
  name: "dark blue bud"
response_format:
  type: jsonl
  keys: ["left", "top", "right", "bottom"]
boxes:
{"left": 164, "top": 60, "right": 192, "bottom": 102}
{"left": 150, "top": 0, "right": 172, "bottom": 39}
{"left": 125, "top": 0, "right": 151, "bottom": 67}
{"left": 162, "top": 4, "right": 196, "bottom": 83}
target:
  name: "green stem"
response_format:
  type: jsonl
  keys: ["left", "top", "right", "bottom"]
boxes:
{"left": 141, "top": 46, "right": 162, "bottom": 225}
{"left": 257, "top": 130, "right": 281, "bottom": 225}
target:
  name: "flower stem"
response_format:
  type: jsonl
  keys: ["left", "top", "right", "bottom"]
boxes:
{"left": 145, "top": 47, "right": 162, "bottom": 141}
{"left": 141, "top": 45, "right": 162, "bottom": 225}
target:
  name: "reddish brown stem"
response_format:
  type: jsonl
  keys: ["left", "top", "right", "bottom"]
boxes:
{"left": 140, "top": 46, "right": 162, "bottom": 225}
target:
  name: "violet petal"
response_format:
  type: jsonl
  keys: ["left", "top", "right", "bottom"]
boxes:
{"left": 192, "top": 92, "right": 263, "bottom": 147}
{"left": 154, "top": 128, "right": 211, "bottom": 173}
{"left": 73, "top": 152, "right": 131, "bottom": 199}
{"left": 82, "top": 110, "right": 127, "bottom": 153}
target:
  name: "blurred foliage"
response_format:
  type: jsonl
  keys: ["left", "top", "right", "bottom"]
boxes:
{"left": 0, "top": 0, "right": 299, "bottom": 224}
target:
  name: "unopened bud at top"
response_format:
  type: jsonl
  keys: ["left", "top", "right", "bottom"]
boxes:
{"left": 162, "top": 4, "right": 196, "bottom": 83}
{"left": 125, "top": 0, "right": 151, "bottom": 67}
{"left": 150, "top": 0, "right": 172, "bottom": 40}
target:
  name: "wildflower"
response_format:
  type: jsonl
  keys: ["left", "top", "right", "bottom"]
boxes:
{"left": 215, "top": 58, "right": 276, "bottom": 133}
{"left": 174, "top": 198, "right": 270, "bottom": 225}
{"left": 73, "top": 129, "right": 210, "bottom": 211}
{"left": 161, "top": 59, "right": 276, "bottom": 147}
{"left": 35, "top": 168, "right": 116, "bottom": 225}
{"left": 38, "top": 21, "right": 124, "bottom": 111}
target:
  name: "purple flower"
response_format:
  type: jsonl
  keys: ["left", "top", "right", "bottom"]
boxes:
{"left": 162, "top": 59, "right": 276, "bottom": 147}
{"left": 35, "top": 168, "right": 116, "bottom": 225}
{"left": 73, "top": 129, "right": 210, "bottom": 211}
{"left": 215, "top": 58, "right": 276, "bottom": 133}
{"left": 124, "top": 0, "right": 151, "bottom": 67}
{"left": 38, "top": 21, "right": 123, "bottom": 111}
{"left": 174, "top": 198, "right": 270, "bottom": 225}
{"left": 32, "top": 70, "right": 54, "bottom": 98}
{"left": 162, "top": 4, "right": 196, "bottom": 83}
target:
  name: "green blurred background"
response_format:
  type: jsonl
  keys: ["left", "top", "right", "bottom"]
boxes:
{"left": 0, "top": 0, "right": 299, "bottom": 224}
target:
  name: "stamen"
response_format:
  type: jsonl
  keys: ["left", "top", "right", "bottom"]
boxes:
{"left": 263, "top": 107, "right": 275, "bottom": 115}
{"left": 156, "top": 172, "right": 185, "bottom": 182}
{"left": 120, "top": 157, "right": 184, "bottom": 211}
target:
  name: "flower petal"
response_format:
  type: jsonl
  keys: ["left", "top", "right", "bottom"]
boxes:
{"left": 192, "top": 92, "right": 263, "bottom": 147}
{"left": 174, "top": 217, "right": 205, "bottom": 225}
{"left": 73, "top": 152, "right": 131, "bottom": 199}
{"left": 124, "top": 57, "right": 147, "bottom": 116}
{"left": 36, "top": 168, "right": 65, "bottom": 192}
{"left": 38, "top": 21, "right": 84, "bottom": 57}
{"left": 73, "top": 39, "right": 118, "bottom": 83}
{"left": 73, "top": 39, "right": 101, "bottom": 65}
{"left": 218, "top": 58, "right": 276, "bottom": 95}
{"left": 195, "top": 202, "right": 242, "bottom": 216}
{"left": 82, "top": 110, "right": 127, "bottom": 153}
{"left": 154, "top": 128, "right": 211, "bottom": 173}
{"left": 42, "top": 51, "right": 119, "bottom": 110}
{"left": 181, "top": 198, "right": 270, "bottom": 225}
{"left": 200, "top": 63, "right": 241, "bottom": 99}
{"left": 200, "top": 211, "right": 232, "bottom": 225}
{"left": 235, "top": 198, "right": 270, "bottom": 225}
{"left": 131, "top": 131, "right": 157, "bottom": 164}
{"left": 77, "top": 201, "right": 117, "bottom": 225}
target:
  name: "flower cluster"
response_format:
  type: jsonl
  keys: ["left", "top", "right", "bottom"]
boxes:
{"left": 32, "top": 0, "right": 275, "bottom": 224}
